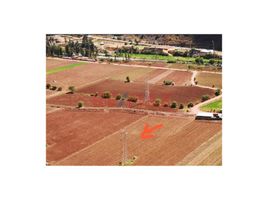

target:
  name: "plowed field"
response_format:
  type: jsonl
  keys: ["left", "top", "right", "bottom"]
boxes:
{"left": 54, "top": 113, "right": 222, "bottom": 166}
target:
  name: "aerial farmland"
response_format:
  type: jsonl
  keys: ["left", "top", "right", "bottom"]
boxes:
{"left": 46, "top": 34, "right": 222, "bottom": 166}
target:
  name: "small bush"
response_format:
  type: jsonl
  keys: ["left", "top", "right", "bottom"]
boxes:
{"left": 57, "top": 87, "right": 62, "bottom": 91}
{"left": 154, "top": 98, "right": 161, "bottom": 106}
{"left": 187, "top": 102, "right": 194, "bottom": 108}
{"left": 179, "top": 104, "right": 184, "bottom": 109}
{"left": 116, "top": 94, "right": 122, "bottom": 100}
{"left": 46, "top": 83, "right": 51, "bottom": 89}
{"left": 163, "top": 80, "right": 173, "bottom": 85}
{"left": 170, "top": 101, "right": 177, "bottom": 108}
{"left": 127, "top": 96, "right": 138, "bottom": 103}
{"left": 167, "top": 60, "right": 176, "bottom": 63}
{"left": 215, "top": 89, "right": 221, "bottom": 96}
{"left": 163, "top": 103, "right": 169, "bottom": 107}
{"left": 77, "top": 101, "right": 84, "bottom": 108}
{"left": 68, "top": 86, "right": 75, "bottom": 94}
{"left": 209, "top": 59, "right": 215, "bottom": 65}
{"left": 195, "top": 57, "right": 204, "bottom": 65}
{"left": 51, "top": 86, "right": 57, "bottom": 90}
{"left": 101, "top": 91, "right": 111, "bottom": 98}
{"left": 201, "top": 95, "right": 210, "bottom": 102}
{"left": 125, "top": 76, "right": 130, "bottom": 83}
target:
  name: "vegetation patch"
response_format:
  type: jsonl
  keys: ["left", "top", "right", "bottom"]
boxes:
{"left": 46, "top": 62, "right": 85, "bottom": 75}
{"left": 200, "top": 99, "right": 222, "bottom": 113}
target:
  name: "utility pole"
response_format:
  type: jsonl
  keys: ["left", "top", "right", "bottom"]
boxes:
{"left": 144, "top": 80, "right": 150, "bottom": 103}
{"left": 212, "top": 40, "right": 215, "bottom": 55}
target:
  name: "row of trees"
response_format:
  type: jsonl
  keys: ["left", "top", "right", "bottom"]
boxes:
{"left": 46, "top": 35, "right": 98, "bottom": 58}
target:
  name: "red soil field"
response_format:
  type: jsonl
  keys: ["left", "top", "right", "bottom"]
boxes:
{"left": 46, "top": 110, "right": 144, "bottom": 163}
{"left": 156, "top": 71, "right": 193, "bottom": 86}
{"left": 46, "top": 58, "right": 78, "bottom": 70}
{"left": 77, "top": 79, "right": 215, "bottom": 104}
{"left": 47, "top": 93, "right": 137, "bottom": 108}
{"left": 55, "top": 115, "right": 221, "bottom": 166}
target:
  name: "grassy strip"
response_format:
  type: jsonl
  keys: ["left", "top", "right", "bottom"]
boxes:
{"left": 200, "top": 99, "right": 222, "bottom": 112}
{"left": 46, "top": 62, "right": 85, "bottom": 75}
{"left": 128, "top": 53, "right": 220, "bottom": 64}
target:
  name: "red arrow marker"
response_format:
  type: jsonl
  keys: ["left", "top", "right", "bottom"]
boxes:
{"left": 140, "top": 123, "right": 163, "bottom": 140}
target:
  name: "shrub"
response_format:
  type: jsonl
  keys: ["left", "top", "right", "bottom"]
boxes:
{"left": 77, "top": 101, "right": 84, "bottom": 108}
{"left": 170, "top": 101, "right": 177, "bottom": 108}
{"left": 154, "top": 98, "right": 161, "bottom": 106}
{"left": 195, "top": 57, "right": 204, "bottom": 65}
{"left": 125, "top": 76, "right": 130, "bottom": 83}
{"left": 101, "top": 91, "right": 111, "bottom": 98}
{"left": 163, "top": 80, "right": 173, "bottom": 85}
{"left": 187, "top": 102, "right": 194, "bottom": 108}
{"left": 215, "top": 89, "right": 221, "bottom": 96}
{"left": 51, "top": 86, "right": 57, "bottom": 90}
{"left": 179, "top": 104, "right": 184, "bottom": 109}
{"left": 201, "top": 95, "right": 210, "bottom": 102}
{"left": 46, "top": 83, "right": 51, "bottom": 89}
{"left": 57, "top": 87, "right": 62, "bottom": 91}
{"left": 127, "top": 96, "right": 138, "bottom": 103}
{"left": 68, "top": 86, "right": 75, "bottom": 94}
{"left": 167, "top": 60, "right": 176, "bottom": 63}
{"left": 163, "top": 103, "right": 169, "bottom": 107}
{"left": 116, "top": 94, "right": 121, "bottom": 100}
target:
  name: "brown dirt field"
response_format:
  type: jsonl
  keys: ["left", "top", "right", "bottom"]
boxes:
{"left": 169, "top": 63, "right": 222, "bottom": 72}
{"left": 77, "top": 79, "right": 215, "bottom": 104}
{"left": 134, "top": 69, "right": 166, "bottom": 82}
{"left": 55, "top": 115, "right": 222, "bottom": 166}
{"left": 46, "top": 63, "right": 126, "bottom": 95}
{"left": 176, "top": 131, "right": 222, "bottom": 165}
{"left": 156, "top": 71, "right": 192, "bottom": 86}
{"left": 132, "top": 120, "right": 222, "bottom": 165}
{"left": 46, "top": 110, "right": 144, "bottom": 163}
{"left": 46, "top": 58, "right": 78, "bottom": 70}
{"left": 196, "top": 72, "right": 222, "bottom": 88}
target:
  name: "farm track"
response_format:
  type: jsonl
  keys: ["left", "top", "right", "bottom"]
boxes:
{"left": 148, "top": 70, "right": 173, "bottom": 84}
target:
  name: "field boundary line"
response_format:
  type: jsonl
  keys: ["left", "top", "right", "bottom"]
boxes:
{"left": 55, "top": 115, "right": 149, "bottom": 164}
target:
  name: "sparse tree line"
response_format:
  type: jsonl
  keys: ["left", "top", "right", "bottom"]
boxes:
{"left": 46, "top": 35, "right": 98, "bottom": 58}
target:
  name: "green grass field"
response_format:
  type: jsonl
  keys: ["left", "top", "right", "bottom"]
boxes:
{"left": 200, "top": 99, "right": 222, "bottom": 112}
{"left": 128, "top": 53, "right": 220, "bottom": 64}
{"left": 46, "top": 62, "right": 85, "bottom": 75}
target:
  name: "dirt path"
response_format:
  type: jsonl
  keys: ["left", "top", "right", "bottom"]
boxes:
{"left": 148, "top": 70, "right": 173, "bottom": 84}
{"left": 191, "top": 71, "right": 198, "bottom": 85}
{"left": 190, "top": 95, "right": 222, "bottom": 114}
